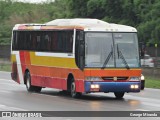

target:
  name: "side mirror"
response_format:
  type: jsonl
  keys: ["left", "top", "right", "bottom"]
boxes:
{"left": 140, "top": 50, "right": 144, "bottom": 59}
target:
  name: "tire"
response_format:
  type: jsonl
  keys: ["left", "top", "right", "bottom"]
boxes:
{"left": 25, "top": 72, "right": 42, "bottom": 93}
{"left": 114, "top": 92, "right": 125, "bottom": 99}
{"left": 34, "top": 87, "right": 42, "bottom": 93}
{"left": 70, "top": 79, "right": 81, "bottom": 98}
{"left": 141, "top": 81, "right": 145, "bottom": 90}
{"left": 141, "top": 86, "right": 144, "bottom": 90}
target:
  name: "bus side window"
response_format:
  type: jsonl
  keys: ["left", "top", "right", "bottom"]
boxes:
{"left": 28, "top": 32, "right": 32, "bottom": 50}
{"left": 43, "top": 32, "right": 51, "bottom": 52}
{"left": 32, "top": 32, "right": 37, "bottom": 51}
{"left": 62, "top": 31, "right": 67, "bottom": 53}
{"left": 66, "top": 31, "right": 73, "bottom": 53}
{"left": 41, "top": 32, "right": 46, "bottom": 51}
{"left": 46, "top": 32, "right": 51, "bottom": 51}
{"left": 37, "top": 35, "right": 41, "bottom": 51}
{"left": 21, "top": 31, "right": 25, "bottom": 50}
{"left": 57, "top": 31, "right": 63, "bottom": 52}
{"left": 23, "top": 31, "right": 27, "bottom": 50}
{"left": 51, "top": 31, "right": 57, "bottom": 52}
{"left": 17, "top": 31, "right": 20, "bottom": 50}
{"left": 12, "top": 31, "right": 17, "bottom": 50}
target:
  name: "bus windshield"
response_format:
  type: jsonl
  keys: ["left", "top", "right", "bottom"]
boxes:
{"left": 85, "top": 32, "right": 140, "bottom": 68}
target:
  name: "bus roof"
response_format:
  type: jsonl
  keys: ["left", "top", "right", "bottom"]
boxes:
{"left": 13, "top": 18, "right": 137, "bottom": 32}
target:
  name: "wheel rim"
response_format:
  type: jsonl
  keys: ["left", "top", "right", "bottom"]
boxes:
{"left": 71, "top": 82, "right": 75, "bottom": 96}
{"left": 26, "top": 77, "right": 30, "bottom": 90}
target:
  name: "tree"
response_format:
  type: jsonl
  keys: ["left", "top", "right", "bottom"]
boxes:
{"left": 67, "top": 0, "right": 89, "bottom": 18}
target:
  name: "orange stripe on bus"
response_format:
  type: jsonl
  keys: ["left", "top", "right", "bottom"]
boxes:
{"left": 28, "top": 65, "right": 85, "bottom": 80}
{"left": 40, "top": 26, "right": 84, "bottom": 30}
{"left": 84, "top": 69, "right": 141, "bottom": 77}
{"left": 25, "top": 52, "right": 31, "bottom": 65}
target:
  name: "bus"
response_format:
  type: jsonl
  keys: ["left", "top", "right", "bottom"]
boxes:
{"left": 11, "top": 18, "right": 142, "bottom": 99}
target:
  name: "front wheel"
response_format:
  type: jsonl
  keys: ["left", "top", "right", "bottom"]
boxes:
{"left": 114, "top": 92, "right": 125, "bottom": 99}
{"left": 25, "top": 72, "right": 42, "bottom": 93}
{"left": 71, "top": 80, "right": 81, "bottom": 98}
{"left": 141, "top": 81, "right": 145, "bottom": 90}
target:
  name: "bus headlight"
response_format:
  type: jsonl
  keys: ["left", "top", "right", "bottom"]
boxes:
{"left": 91, "top": 84, "right": 100, "bottom": 89}
{"left": 129, "top": 77, "right": 140, "bottom": 81}
{"left": 141, "top": 75, "right": 145, "bottom": 80}
{"left": 90, "top": 84, "right": 100, "bottom": 91}
{"left": 130, "top": 85, "right": 139, "bottom": 89}
{"left": 85, "top": 77, "right": 102, "bottom": 81}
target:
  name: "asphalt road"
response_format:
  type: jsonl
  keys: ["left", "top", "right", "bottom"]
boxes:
{"left": 0, "top": 71, "right": 160, "bottom": 120}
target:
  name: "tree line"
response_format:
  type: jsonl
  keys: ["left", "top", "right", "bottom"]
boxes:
{"left": 0, "top": 0, "right": 160, "bottom": 46}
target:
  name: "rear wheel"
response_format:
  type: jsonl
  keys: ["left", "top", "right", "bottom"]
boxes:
{"left": 114, "top": 92, "right": 125, "bottom": 99}
{"left": 34, "top": 87, "right": 42, "bottom": 93}
{"left": 25, "top": 72, "right": 42, "bottom": 93}
{"left": 70, "top": 79, "right": 81, "bottom": 98}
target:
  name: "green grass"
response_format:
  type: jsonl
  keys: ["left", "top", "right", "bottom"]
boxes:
{"left": 145, "top": 76, "right": 160, "bottom": 89}
{"left": 0, "top": 64, "right": 11, "bottom": 72}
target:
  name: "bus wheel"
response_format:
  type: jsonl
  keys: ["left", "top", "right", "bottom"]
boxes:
{"left": 114, "top": 92, "right": 125, "bottom": 99}
{"left": 25, "top": 72, "right": 34, "bottom": 92}
{"left": 34, "top": 87, "right": 42, "bottom": 93}
{"left": 71, "top": 80, "right": 81, "bottom": 98}
{"left": 25, "top": 72, "right": 42, "bottom": 93}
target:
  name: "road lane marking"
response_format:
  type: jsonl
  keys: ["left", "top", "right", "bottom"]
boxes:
{"left": 0, "top": 82, "right": 18, "bottom": 85}
{"left": 0, "top": 82, "right": 20, "bottom": 85}
{"left": 136, "top": 109, "right": 150, "bottom": 111}
{"left": 142, "top": 102, "right": 160, "bottom": 108}
{"left": 0, "top": 90, "right": 12, "bottom": 93}
{"left": 0, "top": 78, "right": 12, "bottom": 81}
{"left": 0, "top": 105, "right": 6, "bottom": 107}
{"left": 126, "top": 94, "right": 160, "bottom": 103}
{"left": 0, "top": 104, "right": 28, "bottom": 111}
{"left": 0, "top": 79, "right": 25, "bottom": 87}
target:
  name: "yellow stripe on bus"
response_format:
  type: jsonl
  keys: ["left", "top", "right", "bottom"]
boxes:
{"left": 30, "top": 52, "right": 77, "bottom": 68}
{"left": 11, "top": 54, "right": 16, "bottom": 62}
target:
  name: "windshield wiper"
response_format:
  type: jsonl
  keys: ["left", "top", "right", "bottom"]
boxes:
{"left": 117, "top": 44, "right": 130, "bottom": 70}
{"left": 101, "top": 46, "right": 113, "bottom": 69}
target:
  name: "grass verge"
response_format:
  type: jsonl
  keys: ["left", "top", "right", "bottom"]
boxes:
{"left": 0, "top": 64, "right": 11, "bottom": 72}
{"left": 145, "top": 76, "right": 160, "bottom": 89}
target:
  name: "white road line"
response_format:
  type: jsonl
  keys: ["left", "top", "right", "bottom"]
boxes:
{"left": 136, "top": 109, "right": 150, "bottom": 111}
{"left": 0, "top": 104, "right": 28, "bottom": 111}
{"left": 0, "top": 83, "right": 21, "bottom": 86}
{"left": 126, "top": 94, "right": 160, "bottom": 103}
{"left": 0, "top": 90, "right": 12, "bottom": 93}
{"left": 0, "top": 78, "right": 13, "bottom": 81}
{"left": 0, "top": 83, "right": 18, "bottom": 85}
{"left": 0, "top": 79, "right": 22, "bottom": 87}
{"left": 142, "top": 102, "right": 160, "bottom": 108}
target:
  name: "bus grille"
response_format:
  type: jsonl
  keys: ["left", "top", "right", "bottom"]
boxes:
{"left": 102, "top": 77, "right": 128, "bottom": 81}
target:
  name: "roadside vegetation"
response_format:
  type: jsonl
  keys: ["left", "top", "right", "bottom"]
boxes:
{"left": 0, "top": 0, "right": 160, "bottom": 46}
{"left": 145, "top": 76, "right": 160, "bottom": 89}
{"left": 0, "top": 64, "right": 11, "bottom": 72}
{"left": 0, "top": 0, "right": 159, "bottom": 89}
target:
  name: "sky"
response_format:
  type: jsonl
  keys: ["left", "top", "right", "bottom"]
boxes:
{"left": 15, "top": 0, "right": 54, "bottom": 3}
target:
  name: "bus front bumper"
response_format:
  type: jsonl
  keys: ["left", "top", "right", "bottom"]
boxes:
{"left": 85, "top": 81, "right": 141, "bottom": 93}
